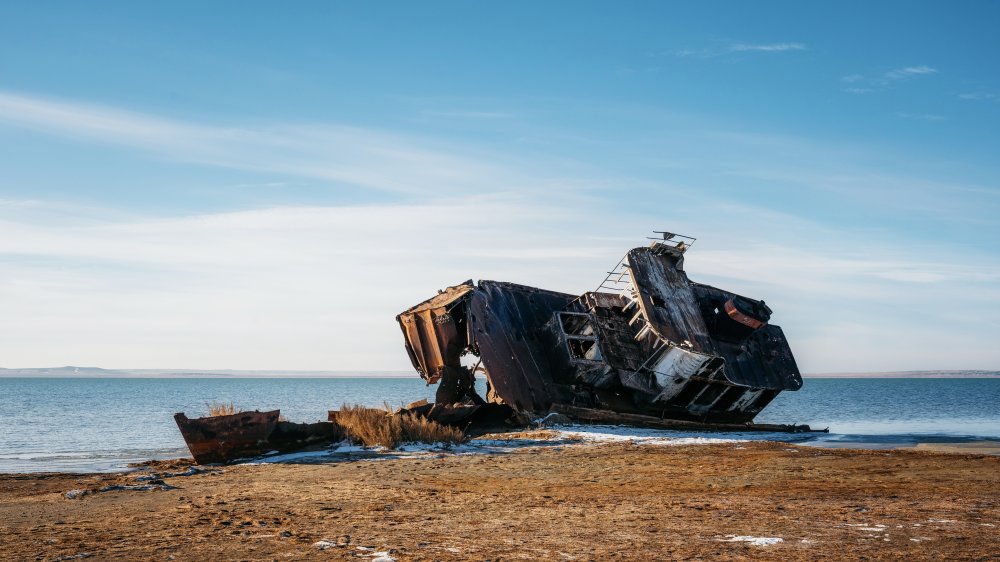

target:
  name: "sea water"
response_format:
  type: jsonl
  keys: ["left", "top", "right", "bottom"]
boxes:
{"left": 1, "top": 377, "right": 998, "bottom": 473}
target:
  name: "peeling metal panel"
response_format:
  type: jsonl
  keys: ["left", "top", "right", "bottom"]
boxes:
{"left": 651, "top": 345, "right": 723, "bottom": 381}
{"left": 626, "top": 246, "right": 714, "bottom": 350}
{"left": 396, "top": 281, "right": 474, "bottom": 383}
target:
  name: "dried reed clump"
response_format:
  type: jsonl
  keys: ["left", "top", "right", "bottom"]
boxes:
{"left": 206, "top": 401, "right": 237, "bottom": 417}
{"left": 333, "top": 404, "right": 466, "bottom": 449}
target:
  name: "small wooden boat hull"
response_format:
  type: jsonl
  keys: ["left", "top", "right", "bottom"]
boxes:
{"left": 174, "top": 410, "right": 340, "bottom": 465}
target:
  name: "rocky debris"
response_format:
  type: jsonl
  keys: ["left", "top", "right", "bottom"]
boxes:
{"left": 98, "top": 484, "right": 177, "bottom": 493}
{"left": 135, "top": 466, "right": 209, "bottom": 482}
{"left": 66, "top": 482, "right": 176, "bottom": 499}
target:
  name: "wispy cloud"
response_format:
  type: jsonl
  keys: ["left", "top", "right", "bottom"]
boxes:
{"left": 665, "top": 47, "right": 714, "bottom": 58}
{"left": 839, "top": 65, "right": 939, "bottom": 94}
{"left": 730, "top": 42, "right": 806, "bottom": 52}
{"left": 0, "top": 91, "right": 524, "bottom": 196}
{"left": 418, "top": 110, "right": 514, "bottom": 119}
{"left": 885, "top": 65, "right": 937, "bottom": 79}
{"left": 663, "top": 42, "right": 806, "bottom": 58}
{"left": 895, "top": 112, "right": 947, "bottom": 121}
{"left": 958, "top": 92, "right": 996, "bottom": 101}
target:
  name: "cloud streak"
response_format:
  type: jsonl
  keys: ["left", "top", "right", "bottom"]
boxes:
{"left": 958, "top": 92, "right": 996, "bottom": 101}
{"left": 885, "top": 65, "right": 937, "bottom": 79}
{"left": 730, "top": 42, "right": 807, "bottom": 52}
{"left": 840, "top": 65, "right": 939, "bottom": 93}
{"left": 664, "top": 42, "right": 807, "bottom": 58}
{"left": 0, "top": 91, "right": 526, "bottom": 196}
{"left": 895, "top": 112, "right": 947, "bottom": 121}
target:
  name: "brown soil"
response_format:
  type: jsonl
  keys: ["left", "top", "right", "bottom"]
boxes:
{"left": 1, "top": 441, "right": 998, "bottom": 561}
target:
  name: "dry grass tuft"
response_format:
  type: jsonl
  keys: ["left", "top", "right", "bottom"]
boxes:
{"left": 207, "top": 402, "right": 237, "bottom": 417}
{"left": 333, "top": 404, "right": 467, "bottom": 449}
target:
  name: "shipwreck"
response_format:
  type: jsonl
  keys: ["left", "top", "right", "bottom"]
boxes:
{"left": 174, "top": 232, "right": 820, "bottom": 465}
{"left": 397, "top": 232, "right": 819, "bottom": 433}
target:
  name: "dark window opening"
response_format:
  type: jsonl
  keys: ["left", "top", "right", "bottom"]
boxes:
{"left": 559, "top": 312, "right": 594, "bottom": 336}
{"left": 568, "top": 338, "right": 601, "bottom": 360}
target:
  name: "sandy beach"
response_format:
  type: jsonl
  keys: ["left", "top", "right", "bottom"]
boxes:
{"left": 1, "top": 438, "right": 998, "bottom": 561}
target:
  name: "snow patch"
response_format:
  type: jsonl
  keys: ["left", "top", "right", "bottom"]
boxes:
{"left": 716, "top": 535, "right": 784, "bottom": 546}
{"left": 249, "top": 449, "right": 337, "bottom": 464}
{"left": 236, "top": 424, "right": 799, "bottom": 467}
{"left": 554, "top": 426, "right": 747, "bottom": 447}
{"left": 333, "top": 441, "right": 372, "bottom": 454}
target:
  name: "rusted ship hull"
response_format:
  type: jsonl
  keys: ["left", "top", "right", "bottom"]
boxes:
{"left": 397, "top": 234, "right": 819, "bottom": 432}
{"left": 174, "top": 410, "right": 340, "bottom": 464}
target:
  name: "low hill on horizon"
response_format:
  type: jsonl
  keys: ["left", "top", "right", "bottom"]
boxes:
{"left": 0, "top": 366, "right": 413, "bottom": 378}
{"left": 805, "top": 370, "right": 999, "bottom": 378}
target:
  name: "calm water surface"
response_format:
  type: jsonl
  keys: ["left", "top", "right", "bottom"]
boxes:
{"left": 2, "top": 377, "right": 998, "bottom": 472}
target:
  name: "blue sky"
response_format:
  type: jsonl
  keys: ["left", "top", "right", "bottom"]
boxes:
{"left": 0, "top": 1, "right": 997, "bottom": 372}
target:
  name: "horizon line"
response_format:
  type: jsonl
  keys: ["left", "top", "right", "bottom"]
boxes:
{"left": 1, "top": 367, "right": 997, "bottom": 379}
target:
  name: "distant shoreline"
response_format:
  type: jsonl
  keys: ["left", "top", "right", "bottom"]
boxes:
{"left": 0, "top": 374, "right": 418, "bottom": 378}
{"left": 805, "top": 371, "right": 1000, "bottom": 379}
{"left": 0, "top": 372, "right": 415, "bottom": 379}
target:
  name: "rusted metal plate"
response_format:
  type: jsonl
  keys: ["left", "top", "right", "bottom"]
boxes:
{"left": 175, "top": 410, "right": 279, "bottom": 464}
{"left": 725, "top": 298, "right": 766, "bottom": 329}
{"left": 396, "top": 281, "right": 475, "bottom": 384}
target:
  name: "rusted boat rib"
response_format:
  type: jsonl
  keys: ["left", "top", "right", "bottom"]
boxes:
{"left": 174, "top": 410, "right": 340, "bottom": 465}
{"left": 397, "top": 232, "right": 824, "bottom": 433}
